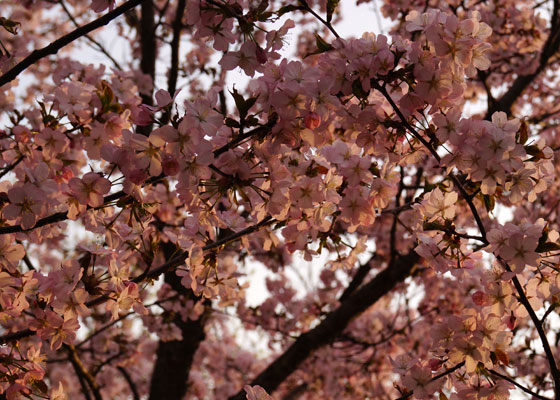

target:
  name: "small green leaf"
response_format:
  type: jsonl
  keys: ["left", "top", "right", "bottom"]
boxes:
{"left": 225, "top": 117, "right": 240, "bottom": 128}
{"left": 229, "top": 88, "right": 258, "bottom": 119}
{"left": 537, "top": 227, "right": 548, "bottom": 248}
{"left": 326, "top": 0, "right": 340, "bottom": 23}
{"left": 482, "top": 193, "right": 495, "bottom": 212}
{"left": 423, "top": 221, "right": 445, "bottom": 231}
{"left": 243, "top": 96, "right": 258, "bottom": 114}
{"left": 535, "top": 242, "right": 560, "bottom": 253}
{"left": 32, "top": 379, "right": 49, "bottom": 395}
{"left": 315, "top": 33, "right": 333, "bottom": 53}
{"left": 257, "top": 11, "right": 273, "bottom": 21}
{"left": 423, "top": 182, "right": 436, "bottom": 193}
{"left": 277, "top": 4, "right": 304, "bottom": 16}
{"left": 518, "top": 120, "right": 529, "bottom": 144}
{"left": 245, "top": 115, "right": 259, "bottom": 127}
{"left": 257, "top": 0, "right": 269, "bottom": 14}
{"left": 0, "top": 17, "right": 20, "bottom": 35}
{"left": 525, "top": 144, "right": 544, "bottom": 159}
{"left": 230, "top": 87, "right": 246, "bottom": 114}
{"left": 351, "top": 79, "right": 368, "bottom": 100}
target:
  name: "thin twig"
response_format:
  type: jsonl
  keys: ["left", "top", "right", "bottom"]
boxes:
{"left": 298, "top": 0, "right": 340, "bottom": 39}
{"left": 0, "top": 117, "right": 278, "bottom": 236}
{"left": 0, "top": 216, "right": 275, "bottom": 344}
{"left": 66, "top": 344, "right": 103, "bottom": 400}
{"left": 0, "top": 0, "right": 146, "bottom": 87}
{"left": 394, "top": 362, "right": 465, "bottom": 400}
{"left": 489, "top": 369, "right": 552, "bottom": 400}
{"left": 58, "top": 0, "right": 123, "bottom": 70}
{"left": 117, "top": 366, "right": 140, "bottom": 400}
{"left": 503, "top": 259, "right": 560, "bottom": 394}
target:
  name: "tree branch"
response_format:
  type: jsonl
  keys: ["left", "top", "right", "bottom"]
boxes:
{"left": 485, "top": 0, "right": 560, "bottom": 117}
{"left": 371, "top": 80, "right": 489, "bottom": 241}
{"left": 0, "top": 175, "right": 163, "bottom": 235}
{"left": 500, "top": 258, "right": 560, "bottom": 396}
{"left": 148, "top": 243, "right": 207, "bottom": 400}
{"left": 66, "top": 344, "right": 103, "bottom": 400}
{"left": 489, "top": 369, "right": 552, "bottom": 400}
{"left": 167, "top": 0, "right": 186, "bottom": 97}
{"left": 117, "top": 366, "right": 140, "bottom": 400}
{"left": 58, "top": 0, "right": 123, "bottom": 70}
{"left": 0, "top": 0, "right": 146, "bottom": 88}
{"left": 139, "top": 0, "right": 156, "bottom": 105}
{"left": 338, "top": 255, "right": 375, "bottom": 302}
{"left": 0, "top": 216, "right": 275, "bottom": 344}
{"left": 394, "top": 362, "right": 465, "bottom": 400}
{"left": 228, "top": 250, "right": 420, "bottom": 399}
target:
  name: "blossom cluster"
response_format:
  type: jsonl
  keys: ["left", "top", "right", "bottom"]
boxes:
{"left": 0, "top": 0, "right": 558, "bottom": 398}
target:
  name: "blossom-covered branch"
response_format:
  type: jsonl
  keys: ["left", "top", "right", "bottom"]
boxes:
{"left": 0, "top": 0, "right": 146, "bottom": 87}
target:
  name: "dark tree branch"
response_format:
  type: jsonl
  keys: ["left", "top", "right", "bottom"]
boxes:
{"left": 228, "top": 250, "right": 420, "bottom": 399}
{"left": 372, "top": 80, "right": 489, "bottom": 241}
{"left": 500, "top": 259, "right": 560, "bottom": 396}
{"left": 489, "top": 369, "right": 552, "bottom": 400}
{"left": 148, "top": 242, "right": 208, "bottom": 400}
{"left": 477, "top": 70, "right": 495, "bottom": 112}
{"left": 213, "top": 114, "right": 277, "bottom": 157}
{"left": 0, "top": 328, "right": 33, "bottom": 344}
{"left": 66, "top": 344, "right": 103, "bottom": 400}
{"left": 0, "top": 156, "right": 23, "bottom": 179}
{"left": 390, "top": 168, "right": 406, "bottom": 266}
{"left": 74, "top": 365, "right": 93, "bottom": 400}
{"left": 167, "top": 0, "right": 186, "bottom": 97}
{"left": 59, "top": 0, "right": 123, "bottom": 70}
{"left": 117, "top": 366, "right": 140, "bottom": 400}
{"left": 136, "top": 0, "right": 156, "bottom": 136}
{"left": 0, "top": 0, "right": 146, "bottom": 88}
{"left": 485, "top": 0, "right": 560, "bottom": 118}
{"left": 338, "top": 255, "right": 375, "bottom": 302}
{"left": 140, "top": 0, "right": 156, "bottom": 106}
{"left": 0, "top": 216, "right": 275, "bottom": 344}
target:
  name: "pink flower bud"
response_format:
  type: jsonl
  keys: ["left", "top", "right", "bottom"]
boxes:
{"left": 134, "top": 105, "right": 154, "bottom": 126}
{"left": 62, "top": 167, "right": 74, "bottom": 180}
{"left": 428, "top": 358, "right": 442, "bottom": 371}
{"left": 128, "top": 169, "right": 148, "bottom": 185}
{"left": 471, "top": 290, "right": 487, "bottom": 306}
{"left": 304, "top": 112, "right": 321, "bottom": 130}
{"left": 55, "top": 167, "right": 74, "bottom": 183}
{"left": 162, "top": 155, "right": 180, "bottom": 176}
{"left": 505, "top": 313, "right": 516, "bottom": 330}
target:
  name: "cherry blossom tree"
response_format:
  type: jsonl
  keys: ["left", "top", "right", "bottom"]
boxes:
{"left": 0, "top": 0, "right": 560, "bottom": 399}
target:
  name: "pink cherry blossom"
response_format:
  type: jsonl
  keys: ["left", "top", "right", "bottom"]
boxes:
{"left": 0, "top": 1, "right": 559, "bottom": 399}
{"left": 68, "top": 172, "right": 111, "bottom": 207}
{"left": 2, "top": 184, "right": 45, "bottom": 229}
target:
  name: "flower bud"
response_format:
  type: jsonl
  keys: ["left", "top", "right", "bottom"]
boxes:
{"left": 471, "top": 290, "right": 487, "bottom": 306}
{"left": 162, "top": 155, "right": 180, "bottom": 176}
{"left": 304, "top": 112, "right": 321, "bottom": 130}
{"left": 134, "top": 105, "right": 154, "bottom": 126}
{"left": 128, "top": 169, "right": 148, "bottom": 185}
{"left": 428, "top": 358, "right": 442, "bottom": 371}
